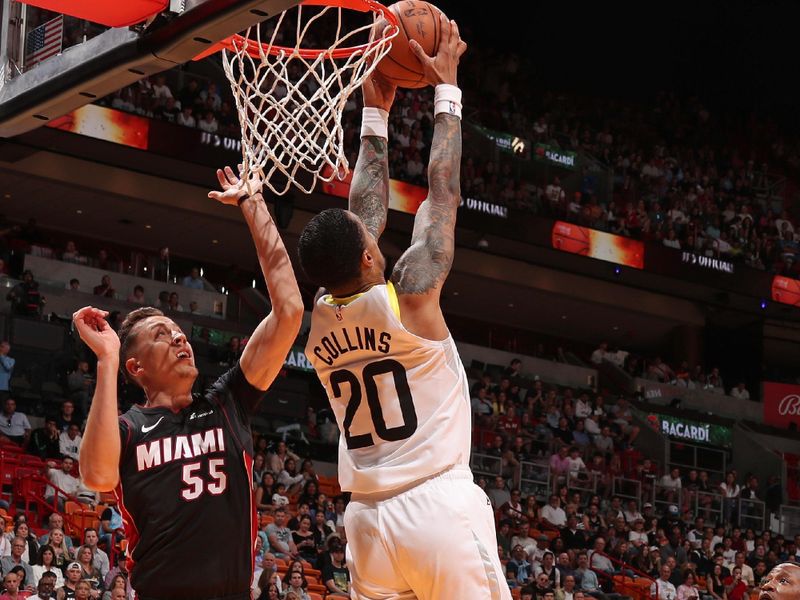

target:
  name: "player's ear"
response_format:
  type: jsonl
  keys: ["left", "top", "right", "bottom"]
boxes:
{"left": 361, "top": 247, "right": 374, "bottom": 269}
{"left": 125, "top": 356, "right": 143, "bottom": 380}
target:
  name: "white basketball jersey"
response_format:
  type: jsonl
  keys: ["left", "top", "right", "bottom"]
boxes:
{"left": 305, "top": 283, "right": 472, "bottom": 495}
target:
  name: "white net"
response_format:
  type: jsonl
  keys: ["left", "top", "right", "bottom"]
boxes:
{"left": 222, "top": 3, "right": 397, "bottom": 195}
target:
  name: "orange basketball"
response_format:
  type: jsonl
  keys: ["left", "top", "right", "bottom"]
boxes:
{"left": 375, "top": 1, "right": 446, "bottom": 89}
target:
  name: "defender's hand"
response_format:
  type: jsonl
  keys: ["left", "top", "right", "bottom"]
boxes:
{"left": 209, "top": 165, "right": 264, "bottom": 205}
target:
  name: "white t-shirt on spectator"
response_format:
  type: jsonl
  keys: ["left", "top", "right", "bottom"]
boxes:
{"left": 659, "top": 474, "right": 682, "bottom": 489}
{"left": 663, "top": 238, "right": 681, "bottom": 250}
{"left": 566, "top": 456, "right": 586, "bottom": 475}
{"left": 540, "top": 504, "right": 567, "bottom": 527}
{"left": 45, "top": 468, "right": 80, "bottom": 500}
{"left": 590, "top": 348, "right": 607, "bottom": 365}
{"left": 546, "top": 184, "right": 565, "bottom": 205}
{"left": 0, "top": 412, "right": 30, "bottom": 437}
{"left": 59, "top": 431, "right": 82, "bottom": 461}
{"left": 731, "top": 387, "right": 750, "bottom": 400}
{"left": 719, "top": 482, "right": 740, "bottom": 498}
{"left": 650, "top": 579, "right": 677, "bottom": 600}
{"left": 152, "top": 83, "right": 172, "bottom": 100}
{"left": 629, "top": 530, "right": 648, "bottom": 545}
{"left": 575, "top": 399, "right": 592, "bottom": 418}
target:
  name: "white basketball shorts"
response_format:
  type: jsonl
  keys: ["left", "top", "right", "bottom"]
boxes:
{"left": 344, "top": 465, "right": 511, "bottom": 600}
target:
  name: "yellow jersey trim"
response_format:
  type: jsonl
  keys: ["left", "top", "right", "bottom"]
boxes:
{"left": 386, "top": 281, "right": 401, "bottom": 320}
{"left": 323, "top": 283, "right": 401, "bottom": 320}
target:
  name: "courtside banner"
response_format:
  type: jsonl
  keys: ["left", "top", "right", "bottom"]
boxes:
{"left": 551, "top": 221, "right": 644, "bottom": 269}
{"left": 762, "top": 381, "right": 800, "bottom": 429}
{"left": 771, "top": 275, "right": 800, "bottom": 307}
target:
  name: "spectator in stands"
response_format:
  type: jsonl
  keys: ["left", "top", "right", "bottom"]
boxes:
{"left": 75, "top": 545, "right": 102, "bottom": 596}
{"left": 198, "top": 111, "right": 218, "bottom": 134}
{"left": 720, "top": 473, "right": 741, "bottom": 524}
{"left": 676, "top": 570, "right": 699, "bottom": 600}
{"left": 99, "top": 505, "right": 124, "bottom": 554}
{"left": 102, "top": 558, "right": 130, "bottom": 599}
{"left": 152, "top": 247, "right": 170, "bottom": 282}
{"left": 62, "top": 241, "right": 81, "bottom": 264}
{"left": 267, "top": 440, "right": 299, "bottom": 474}
{"left": 7, "top": 270, "right": 45, "bottom": 317}
{"left": 588, "top": 537, "right": 614, "bottom": 573}
{"left": 512, "top": 520, "right": 538, "bottom": 559}
{"left": 176, "top": 105, "right": 196, "bottom": 128}
{"left": 32, "top": 546, "right": 64, "bottom": 588}
{"left": 57, "top": 563, "right": 82, "bottom": 600}
{"left": 487, "top": 475, "right": 511, "bottom": 509}
{"left": 535, "top": 551, "right": 561, "bottom": 589}
{"left": 281, "top": 571, "right": 309, "bottom": 600}
{"left": 1, "top": 539, "right": 33, "bottom": 587}
{"left": 188, "top": 301, "right": 199, "bottom": 315}
{"left": 92, "top": 275, "right": 115, "bottom": 299}
{"left": 724, "top": 566, "right": 748, "bottom": 600}
{"left": 561, "top": 515, "right": 588, "bottom": 551}
{"left": 56, "top": 400, "right": 79, "bottom": 433}
{"left": 69, "top": 279, "right": 80, "bottom": 291}
{"left": 730, "top": 382, "right": 750, "bottom": 401}
{"left": 290, "top": 515, "right": 316, "bottom": 565}
{"left": 0, "top": 341, "right": 14, "bottom": 401}
{"left": 33, "top": 575, "right": 56, "bottom": 600}
{"left": 167, "top": 292, "right": 183, "bottom": 311}
{"left": 733, "top": 552, "right": 754, "bottom": 587}
{"left": 540, "top": 494, "right": 567, "bottom": 530}
{"left": 44, "top": 458, "right": 80, "bottom": 511}
{"left": 151, "top": 75, "right": 172, "bottom": 105}
{"left": 0, "top": 571, "right": 27, "bottom": 600}
{"left": 322, "top": 541, "right": 349, "bottom": 598}
{"left": 507, "top": 544, "right": 534, "bottom": 588}
{"left": 278, "top": 458, "right": 305, "bottom": 496}
{"left": 82, "top": 530, "right": 109, "bottom": 580}
{"left": 660, "top": 469, "right": 683, "bottom": 503}
{"left": 252, "top": 553, "right": 278, "bottom": 598}
{"left": 38, "top": 513, "right": 73, "bottom": 551}
{"left": 102, "top": 575, "right": 129, "bottom": 600}
{"left": 575, "top": 552, "right": 607, "bottom": 600}
{"left": 67, "top": 361, "right": 94, "bottom": 419}
{"left": 705, "top": 563, "right": 726, "bottom": 600}
{"left": 266, "top": 507, "right": 298, "bottom": 560}
{"left": 13, "top": 522, "right": 38, "bottom": 564}
{"left": 590, "top": 342, "right": 609, "bottom": 365}
{"left": 556, "top": 575, "right": 578, "bottom": 600}
{"left": 0, "top": 398, "right": 30, "bottom": 447}
{"left": 181, "top": 267, "right": 204, "bottom": 290}
{"left": 127, "top": 285, "right": 145, "bottom": 305}
{"left": 651, "top": 565, "right": 677, "bottom": 600}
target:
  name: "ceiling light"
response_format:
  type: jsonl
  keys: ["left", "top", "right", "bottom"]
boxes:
{"left": 3, "top": 193, "right": 10, "bottom": 199}
{"left": 212, "top": 239, "right": 219, "bottom": 244}
{"left": 145, "top": 224, "right": 151, "bottom": 229}
{"left": 561, "top": 315, "right": 567, "bottom": 320}
{"left": 76, "top": 209, "right": 82, "bottom": 214}
{"left": 613, "top": 325, "right": 619, "bottom": 331}
{"left": 452, "top": 291, "right": 459, "bottom": 296}
{"left": 508, "top": 303, "right": 514, "bottom": 308}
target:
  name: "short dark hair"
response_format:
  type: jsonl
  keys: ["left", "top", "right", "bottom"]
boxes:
{"left": 118, "top": 307, "right": 164, "bottom": 384}
{"left": 69, "top": 278, "right": 79, "bottom": 286}
{"left": 298, "top": 208, "right": 365, "bottom": 290}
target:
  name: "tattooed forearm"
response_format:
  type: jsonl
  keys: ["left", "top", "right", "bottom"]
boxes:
{"left": 392, "top": 114, "right": 462, "bottom": 295}
{"left": 349, "top": 136, "right": 390, "bottom": 240}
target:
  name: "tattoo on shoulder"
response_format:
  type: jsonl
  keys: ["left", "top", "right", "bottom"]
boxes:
{"left": 350, "top": 137, "right": 389, "bottom": 239}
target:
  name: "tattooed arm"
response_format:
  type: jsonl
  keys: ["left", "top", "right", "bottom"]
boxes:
{"left": 348, "top": 73, "right": 396, "bottom": 240}
{"left": 391, "top": 15, "right": 467, "bottom": 340}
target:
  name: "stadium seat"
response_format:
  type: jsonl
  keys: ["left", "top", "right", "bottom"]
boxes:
{"left": 308, "top": 593, "right": 324, "bottom": 600}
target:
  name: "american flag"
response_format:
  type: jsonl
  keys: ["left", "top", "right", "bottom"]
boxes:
{"left": 26, "top": 15, "right": 63, "bottom": 68}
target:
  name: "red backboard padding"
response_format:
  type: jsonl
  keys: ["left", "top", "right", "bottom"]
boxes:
{"left": 16, "top": 0, "right": 168, "bottom": 27}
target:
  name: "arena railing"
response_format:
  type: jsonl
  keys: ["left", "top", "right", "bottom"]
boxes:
{"left": 519, "top": 459, "right": 550, "bottom": 503}
{"left": 470, "top": 452, "right": 502, "bottom": 479}
{"left": 737, "top": 497, "right": 766, "bottom": 532}
{"left": 612, "top": 476, "right": 642, "bottom": 506}
{"left": 778, "top": 504, "right": 800, "bottom": 536}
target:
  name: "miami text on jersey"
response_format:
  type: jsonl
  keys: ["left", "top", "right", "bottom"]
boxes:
{"left": 136, "top": 427, "right": 225, "bottom": 472}
{"left": 311, "top": 326, "right": 392, "bottom": 366}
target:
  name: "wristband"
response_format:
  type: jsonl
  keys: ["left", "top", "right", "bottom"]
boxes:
{"left": 237, "top": 193, "right": 251, "bottom": 206}
{"left": 360, "top": 107, "right": 389, "bottom": 139}
{"left": 434, "top": 83, "right": 462, "bottom": 119}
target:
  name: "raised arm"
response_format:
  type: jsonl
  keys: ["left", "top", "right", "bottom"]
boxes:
{"left": 209, "top": 168, "right": 303, "bottom": 392}
{"left": 73, "top": 307, "right": 121, "bottom": 491}
{"left": 348, "top": 72, "right": 397, "bottom": 241}
{"left": 390, "top": 15, "right": 467, "bottom": 339}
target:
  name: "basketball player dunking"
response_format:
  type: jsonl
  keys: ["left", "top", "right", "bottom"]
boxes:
{"left": 72, "top": 168, "right": 303, "bottom": 600}
{"left": 298, "top": 16, "right": 510, "bottom": 600}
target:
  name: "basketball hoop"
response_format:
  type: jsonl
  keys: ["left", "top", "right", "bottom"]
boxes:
{"left": 205, "top": 0, "right": 399, "bottom": 196}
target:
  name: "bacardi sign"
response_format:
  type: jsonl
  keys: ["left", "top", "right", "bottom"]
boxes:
{"left": 763, "top": 382, "right": 800, "bottom": 429}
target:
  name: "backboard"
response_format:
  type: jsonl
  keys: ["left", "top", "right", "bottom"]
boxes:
{"left": 0, "top": 0, "right": 301, "bottom": 137}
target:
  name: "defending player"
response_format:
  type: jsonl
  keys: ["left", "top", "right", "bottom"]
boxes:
{"left": 73, "top": 167, "right": 303, "bottom": 600}
{"left": 759, "top": 563, "right": 800, "bottom": 600}
{"left": 298, "top": 15, "right": 510, "bottom": 600}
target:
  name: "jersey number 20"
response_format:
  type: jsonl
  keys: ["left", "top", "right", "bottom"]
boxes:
{"left": 330, "top": 359, "right": 418, "bottom": 450}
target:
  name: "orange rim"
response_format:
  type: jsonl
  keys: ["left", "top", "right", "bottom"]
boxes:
{"left": 218, "top": 0, "right": 397, "bottom": 60}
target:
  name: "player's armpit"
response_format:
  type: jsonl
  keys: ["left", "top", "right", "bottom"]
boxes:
{"left": 349, "top": 136, "right": 390, "bottom": 240}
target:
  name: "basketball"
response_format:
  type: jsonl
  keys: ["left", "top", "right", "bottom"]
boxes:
{"left": 374, "top": 0, "right": 446, "bottom": 89}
